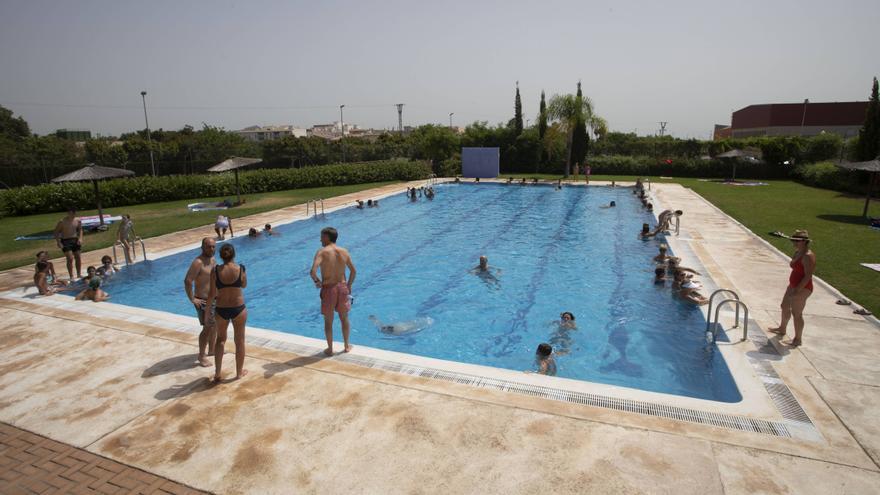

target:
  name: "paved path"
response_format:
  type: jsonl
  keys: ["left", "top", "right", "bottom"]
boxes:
{"left": 0, "top": 422, "right": 209, "bottom": 495}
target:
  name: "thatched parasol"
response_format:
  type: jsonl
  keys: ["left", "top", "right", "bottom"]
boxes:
{"left": 835, "top": 158, "right": 880, "bottom": 217}
{"left": 52, "top": 164, "right": 135, "bottom": 226}
{"left": 715, "top": 149, "right": 758, "bottom": 182}
{"left": 207, "top": 157, "right": 262, "bottom": 204}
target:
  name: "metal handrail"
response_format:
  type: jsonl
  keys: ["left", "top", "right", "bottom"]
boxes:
{"left": 706, "top": 289, "right": 740, "bottom": 332}
{"left": 674, "top": 215, "right": 680, "bottom": 236}
{"left": 111, "top": 236, "right": 147, "bottom": 265}
{"left": 306, "top": 198, "right": 324, "bottom": 218}
{"left": 710, "top": 299, "right": 749, "bottom": 342}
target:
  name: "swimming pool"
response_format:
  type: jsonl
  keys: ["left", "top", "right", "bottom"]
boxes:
{"left": 103, "top": 183, "right": 741, "bottom": 403}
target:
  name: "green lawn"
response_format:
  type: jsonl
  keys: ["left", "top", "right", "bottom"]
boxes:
{"left": 501, "top": 173, "right": 880, "bottom": 315}
{"left": 0, "top": 181, "right": 397, "bottom": 272}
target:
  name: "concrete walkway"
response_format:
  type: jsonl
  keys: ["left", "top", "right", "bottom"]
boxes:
{"left": 1, "top": 181, "right": 879, "bottom": 494}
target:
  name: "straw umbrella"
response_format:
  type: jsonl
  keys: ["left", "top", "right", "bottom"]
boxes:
{"left": 835, "top": 158, "right": 880, "bottom": 217}
{"left": 715, "top": 149, "right": 754, "bottom": 182}
{"left": 207, "top": 157, "right": 262, "bottom": 205}
{"left": 52, "top": 164, "right": 135, "bottom": 226}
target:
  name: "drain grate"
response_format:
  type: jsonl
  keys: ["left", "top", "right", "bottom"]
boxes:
{"left": 245, "top": 334, "right": 809, "bottom": 439}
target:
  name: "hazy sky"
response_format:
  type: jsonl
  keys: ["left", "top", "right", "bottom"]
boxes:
{"left": 1, "top": 0, "right": 878, "bottom": 138}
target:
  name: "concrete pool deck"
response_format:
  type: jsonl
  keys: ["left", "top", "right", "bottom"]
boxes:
{"left": 1, "top": 179, "right": 879, "bottom": 494}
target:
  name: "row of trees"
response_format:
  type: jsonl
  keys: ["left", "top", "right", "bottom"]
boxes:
{"left": 2, "top": 77, "right": 878, "bottom": 187}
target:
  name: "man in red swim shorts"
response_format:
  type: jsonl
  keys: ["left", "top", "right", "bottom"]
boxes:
{"left": 310, "top": 227, "right": 357, "bottom": 356}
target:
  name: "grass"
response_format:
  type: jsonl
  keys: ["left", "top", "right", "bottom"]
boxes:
{"left": 501, "top": 173, "right": 880, "bottom": 316}
{"left": 0, "top": 181, "right": 397, "bottom": 272}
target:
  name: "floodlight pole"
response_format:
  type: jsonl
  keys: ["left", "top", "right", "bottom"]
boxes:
{"left": 340, "top": 104, "right": 346, "bottom": 163}
{"left": 141, "top": 91, "right": 157, "bottom": 176}
{"left": 449, "top": 112, "right": 454, "bottom": 128}
{"left": 800, "top": 98, "right": 809, "bottom": 136}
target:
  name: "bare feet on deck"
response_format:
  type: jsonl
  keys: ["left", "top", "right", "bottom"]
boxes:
{"left": 344, "top": 344, "right": 353, "bottom": 353}
{"left": 198, "top": 355, "right": 211, "bottom": 367}
{"left": 234, "top": 369, "right": 249, "bottom": 380}
{"left": 768, "top": 327, "right": 786, "bottom": 336}
{"left": 211, "top": 374, "right": 222, "bottom": 384}
{"left": 788, "top": 339, "right": 802, "bottom": 347}
{"left": 323, "top": 347, "right": 334, "bottom": 356}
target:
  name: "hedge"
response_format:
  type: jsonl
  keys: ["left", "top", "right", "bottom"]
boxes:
{"left": 0, "top": 159, "right": 431, "bottom": 216}
{"left": 584, "top": 155, "right": 794, "bottom": 179}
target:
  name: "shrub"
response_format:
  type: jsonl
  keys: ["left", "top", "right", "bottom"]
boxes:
{"left": 1, "top": 160, "right": 431, "bottom": 216}
{"left": 439, "top": 157, "right": 461, "bottom": 177}
{"left": 586, "top": 155, "right": 792, "bottom": 179}
{"left": 792, "top": 161, "right": 864, "bottom": 193}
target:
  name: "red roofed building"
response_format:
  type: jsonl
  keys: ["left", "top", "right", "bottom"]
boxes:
{"left": 727, "top": 101, "right": 867, "bottom": 138}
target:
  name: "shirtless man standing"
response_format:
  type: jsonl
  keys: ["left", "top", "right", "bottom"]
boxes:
{"left": 310, "top": 227, "right": 357, "bottom": 355}
{"left": 54, "top": 208, "right": 83, "bottom": 280}
{"left": 184, "top": 238, "right": 217, "bottom": 366}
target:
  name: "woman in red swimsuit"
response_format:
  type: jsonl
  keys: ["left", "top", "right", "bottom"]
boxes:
{"left": 769, "top": 230, "right": 815, "bottom": 346}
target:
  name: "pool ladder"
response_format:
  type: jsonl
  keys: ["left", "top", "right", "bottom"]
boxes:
{"left": 426, "top": 174, "right": 438, "bottom": 186}
{"left": 112, "top": 237, "right": 147, "bottom": 265}
{"left": 706, "top": 289, "right": 749, "bottom": 343}
{"left": 306, "top": 198, "right": 325, "bottom": 218}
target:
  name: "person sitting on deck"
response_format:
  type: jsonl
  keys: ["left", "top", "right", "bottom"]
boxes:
{"left": 76, "top": 266, "right": 110, "bottom": 302}
{"left": 34, "top": 261, "right": 57, "bottom": 296}
{"left": 530, "top": 343, "right": 557, "bottom": 376}
{"left": 34, "top": 251, "right": 58, "bottom": 285}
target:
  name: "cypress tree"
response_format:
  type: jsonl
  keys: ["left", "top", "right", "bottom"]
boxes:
{"left": 537, "top": 90, "right": 548, "bottom": 170}
{"left": 514, "top": 81, "right": 523, "bottom": 136}
{"left": 571, "top": 81, "right": 590, "bottom": 168}
{"left": 857, "top": 77, "right": 880, "bottom": 161}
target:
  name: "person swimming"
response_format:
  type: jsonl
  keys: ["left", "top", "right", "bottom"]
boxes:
{"left": 559, "top": 312, "right": 576, "bottom": 329}
{"left": 368, "top": 315, "right": 434, "bottom": 336}
{"left": 356, "top": 200, "right": 365, "bottom": 209}
{"left": 264, "top": 224, "right": 278, "bottom": 236}
{"left": 470, "top": 255, "right": 501, "bottom": 287}
{"left": 640, "top": 223, "right": 657, "bottom": 239}
{"left": 96, "top": 255, "right": 117, "bottom": 277}
{"left": 530, "top": 343, "right": 557, "bottom": 376}
{"left": 652, "top": 245, "right": 680, "bottom": 263}
{"left": 600, "top": 201, "right": 616, "bottom": 209}
{"left": 248, "top": 227, "right": 260, "bottom": 238}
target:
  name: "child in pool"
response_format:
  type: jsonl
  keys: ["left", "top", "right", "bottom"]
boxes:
{"left": 530, "top": 343, "right": 557, "bottom": 376}
{"left": 76, "top": 266, "right": 110, "bottom": 302}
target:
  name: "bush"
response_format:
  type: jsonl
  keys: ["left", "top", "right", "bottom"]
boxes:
{"left": 1, "top": 160, "right": 431, "bottom": 216}
{"left": 792, "top": 161, "right": 864, "bottom": 193}
{"left": 586, "top": 155, "right": 793, "bottom": 179}
{"left": 439, "top": 157, "right": 461, "bottom": 177}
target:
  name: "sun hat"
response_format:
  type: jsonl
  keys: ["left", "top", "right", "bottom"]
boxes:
{"left": 789, "top": 229, "right": 810, "bottom": 241}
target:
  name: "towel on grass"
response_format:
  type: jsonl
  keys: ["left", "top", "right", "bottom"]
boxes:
{"left": 860, "top": 263, "right": 880, "bottom": 273}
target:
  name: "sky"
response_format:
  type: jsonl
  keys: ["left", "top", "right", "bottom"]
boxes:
{"left": 1, "top": 0, "right": 878, "bottom": 139}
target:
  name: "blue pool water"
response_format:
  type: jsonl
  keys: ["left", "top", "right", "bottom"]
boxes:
{"left": 103, "top": 183, "right": 741, "bottom": 402}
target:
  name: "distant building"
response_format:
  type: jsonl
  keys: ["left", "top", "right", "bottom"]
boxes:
{"left": 55, "top": 128, "right": 91, "bottom": 141}
{"left": 722, "top": 101, "right": 867, "bottom": 139}
{"left": 235, "top": 125, "right": 307, "bottom": 142}
{"left": 713, "top": 124, "right": 732, "bottom": 140}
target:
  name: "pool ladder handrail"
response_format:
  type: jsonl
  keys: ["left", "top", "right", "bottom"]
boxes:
{"left": 706, "top": 289, "right": 749, "bottom": 342}
{"left": 426, "top": 174, "right": 437, "bottom": 186}
{"left": 306, "top": 198, "right": 325, "bottom": 218}
{"left": 112, "top": 236, "right": 147, "bottom": 265}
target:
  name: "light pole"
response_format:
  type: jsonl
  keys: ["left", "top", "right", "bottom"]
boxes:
{"left": 800, "top": 98, "right": 809, "bottom": 136}
{"left": 140, "top": 91, "right": 156, "bottom": 176}
{"left": 340, "top": 104, "right": 345, "bottom": 163}
{"left": 449, "top": 112, "right": 454, "bottom": 128}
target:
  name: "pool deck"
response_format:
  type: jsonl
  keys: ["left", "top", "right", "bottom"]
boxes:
{"left": 1, "top": 179, "right": 879, "bottom": 494}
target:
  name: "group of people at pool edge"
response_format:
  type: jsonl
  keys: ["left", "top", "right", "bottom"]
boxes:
{"left": 32, "top": 178, "right": 817, "bottom": 381}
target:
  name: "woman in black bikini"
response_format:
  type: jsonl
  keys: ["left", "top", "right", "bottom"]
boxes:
{"left": 208, "top": 244, "right": 248, "bottom": 382}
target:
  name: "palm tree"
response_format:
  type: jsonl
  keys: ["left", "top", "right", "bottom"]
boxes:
{"left": 548, "top": 91, "right": 597, "bottom": 177}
